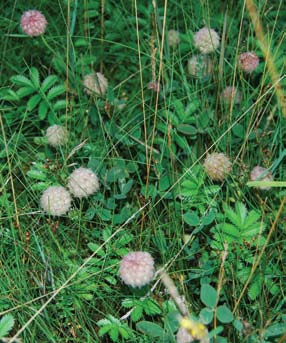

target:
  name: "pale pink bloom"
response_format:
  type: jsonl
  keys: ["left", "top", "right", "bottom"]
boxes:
{"left": 21, "top": 10, "right": 47, "bottom": 37}
{"left": 239, "top": 52, "right": 259, "bottom": 73}
{"left": 194, "top": 27, "right": 220, "bottom": 54}
{"left": 221, "top": 86, "right": 242, "bottom": 105}
{"left": 250, "top": 166, "right": 273, "bottom": 190}
{"left": 119, "top": 251, "right": 155, "bottom": 287}
{"left": 203, "top": 153, "right": 232, "bottom": 181}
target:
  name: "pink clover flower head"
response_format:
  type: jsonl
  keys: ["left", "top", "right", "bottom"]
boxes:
{"left": 21, "top": 10, "right": 47, "bottom": 37}
{"left": 239, "top": 51, "right": 259, "bottom": 73}
{"left": 119, "top": 251, "right": 155, "bottom": 287}
{"left": 221, "top": 86, "right": 242, "bottom": 105}
{"left": 203, "top": 152, "right": 232, "bottom": 181}
{"left": 83, "top": 72, "right": 108, "bottom": 96}
{"left": 194, "top": 27, "right": 220, "bottom": 54}
{"left": 250, "top": 166, "right": 273, "bottom": 190}
{"left": 147, "top": 80, "right": 160, "bottom": 93}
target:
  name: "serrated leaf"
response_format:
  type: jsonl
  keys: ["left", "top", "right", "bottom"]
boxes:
{"left": 143, "top": 299, "right": 161, "bottom": 315}
{"left": 46, "top": 85, "right": 66, "bottom": 100}
{"left": 109, "top": 327, "right": 119, "bottom": 342}
{"left": 29, "top": 67, "right": 40, "bottom": 88}
{"left": 216, "top": 304, "right": 234, "bottom": 323}
{"left": 38, "top": 101, "right": 49, "bottom": 120}
{"left": 200, "top": 284, "right": 217, "bottom": 309}
{"left": 27, "top": 170, "right": 47, "bottom": 181}
{"left": 41, "top": 75, "right": 58, "bottom": 92}
{"left": 131, "top": 306, "right": 143, "bottom": 322}
{"left": 0, "top": 314, "right": 15, "bottom": 338}
{"left": 1, "top": 89, "right": 20, "bottom": 101}
{"left": 53, "top": 99, "right": 67, "bottom": 111}
{"left": 27, "top": 94, "right": 41, "bottom": 111}
{"left": 16, "top": 86, "right": 35, "bottom": 98}
{"left": 10, "top": 75, "right": 34, "bottom": 88}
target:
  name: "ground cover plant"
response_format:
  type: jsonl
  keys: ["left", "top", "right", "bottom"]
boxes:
{"left": 0, "top": 0, "right": 286, "bottom": 342}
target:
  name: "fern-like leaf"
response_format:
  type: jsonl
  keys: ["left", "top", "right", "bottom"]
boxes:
{"left": 29, "top": 67, "right": 40, "bottom": 88}
{"left": 10, "top": 75, "right": 34, "bottom": 89}
{"left": 41, "top": 75, "right": 58, "bottom": 93}
{"left": 0, "top": 314, "right": 15, "bottom": 338}
{"left": 46, "top": 85, "right": 66, "bottom": 100}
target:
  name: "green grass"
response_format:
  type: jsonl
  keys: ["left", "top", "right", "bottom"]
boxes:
{"left": 0, "top": 0, "right": 286, "bottom": 342}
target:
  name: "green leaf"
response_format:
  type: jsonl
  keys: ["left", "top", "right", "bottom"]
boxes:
{"left": 53, "top": 99, "right": 67, "bottom": 111}
{"left": 177, "top": 124, "right": 197, "bottom": 136}
{"left": 0, "top": 314, "right": 15, "bottom": 338}
{"left": 96, "top": 208, "right": 112, "bottom": 221}
{"left": 27, "top": 170, "right": 47, "bottom": 181}
{"left": 46, "top": 85, "right": 66, "bottom": 100}
{"left": 29, "top": 67, "right": 40, "bottom": 88}
{"left": 136, "top": 321, "right": 165, "bottom": 338}
{"left": 202, "top": 208, "right": 217, "bottom": 225}
{"left": 16, "top": 86, "right": 36, "bottom": 98}
{"left": 131, "top": 306, "right": 143, "bottom": 322}
{"left": 11, "top": 75, "right": 34, "bottom": 88}
{"left": 264, "top": 323, "right": 286, "bottom": 338}
{"left": 38, "top": 101, "right": 49, "bottom": 120}
{"left": 199, "top": 307, "right": 214, "bottom": 324}
{"left": 109, "top": 327, "right": 119, "bottom": 342}
{"left": 216, "top": 304, "right": 234, "bottom": 323}
{"left": 183, "top": 211, "right": 200, "bottom": 226}
{"left": 200, "top": 284, "right": 217, "bottom": 309}
{"left": 27, "top": 94, "right": 41, "bottom": 111}
{"left": 41, "top": 75, "right": 58, "bottom": 92}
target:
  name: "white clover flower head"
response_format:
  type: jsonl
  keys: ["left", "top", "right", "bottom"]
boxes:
{"left": 40, "top": 186, "right": 72, "bottom": 216}
{"left": 203, "top": 152, "right": 232, "bottom": 181}
{"left": 250, "top": 166, "right": 273, "bottom": 190}
{"left": 188, "top": 54, "right": 213, "bottom": 78}
{"left": 67, "top": 167, "right": 99, "bottom": 198}
{"left": 46, "top": 125, "right": 68, "bottom": 147}
{"left": 83, "top": 72, "right": 108, "bottom": 95}
{"left": 119, "top": 251, "right": 155, "bottom": 288}
{"left": 168, "top": 29, "right": 180, "bottom": 48}
{"left": 239, "top": 51, "right": 259, "bottom": 73}
{"left": 21, "top": 10, "right": 47, "bottom": 37}
{"left": 221, "top": 86, "right": 242, "bottom": 105}
{"left": 177, "top": 327, "right": 194, "bottom": 343}
{"left": 194, "top": 27, "right": 220, "bottom": 54}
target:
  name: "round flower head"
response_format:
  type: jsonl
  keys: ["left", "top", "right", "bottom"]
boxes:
{"left": 46, "top": 125, "right": 68, "bottom": 147}
{"left": 194, "top": 27, "right": 220, "bottom": 54}
{"left": 119, "top": 251, "right": 155, "bottom": 288}
{"left": 40, "top": 186, "right": 71, "bottom": 216}
{"left": 147, "top": 80, "right": 160, "bottom": 92}
{"left": 239, "top": 51, "right": 259, "bottom": 73}
{"left": 21, "top": 10, "right": 47, "bottom": 37}
{"left": 203, "top": 152, "right": 232, "bottom": 181}
{"left": 83, "top": 72, "right": 108, "bottom": 95}
{"left": 67, "top": 167, "right": 99, "bottom": 198}
{"left": 188, "top": 54, "right": 213, "bottom": 79}
{"left": 250, "top": 166, "right": 273, "bottom": 190}
{"left": 221, "top": 86, "right": 242, "bottom": 105}
{"left": 168, "top": 29, "right": 180, "bottom": 48}
{"left": 177, "top": 327, "right": 194, "bottom": 343}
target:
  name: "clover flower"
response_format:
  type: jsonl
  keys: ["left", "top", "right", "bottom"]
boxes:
{"left": 188, "top": 54, "right": 213, "bottom": 79}
{"left": 203, "top": 152, "right": 232, "bottom": 181}
{"left": 250, "top": 166, "right": 273, "bottom": 190}
{"left": 83, "top": 72, "right": 108, "bottom": 95}
{"left": 194, "top": 27, "right": 220, "bottom": 54}
{"left": 239, "top": 51, "right": 259, "bottom": 73}
{"left": 21, "top": 10, "right": 47, "bottom": 37}
{"left": 168, "top": 29, "right": 180, "bottom": 48}
{"left": 40, "top": 186, "right": 71, "bottom": 216}
{"left": 119, "top": 251, "right": 155, "bottom": 287}
{"left": 177, "top": 327, "right": 194, "bottom": 343}
{"left": 46, "top": 125, "right": 68, "bottom": 147}
{"left": 67, "top": 167, "right": 99, "bottom": 198}
{"left": 221, "top": 86, "right": 242, "bottom": 105}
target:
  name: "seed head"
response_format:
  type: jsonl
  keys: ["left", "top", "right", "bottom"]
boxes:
{"left": 83, "top": 72, "right": 108, "bottom": 95}
{"left": 67, "top": 167, "right": 99, "bottom": 198}
{"left": 46, "top": 125, "right": 68, "bottom": 147}
{"left": 221, "top": 86, "right": 242, "bottom": 105}
{"left": 194, "top": 27, "right": 220, "bottom": 54}
{"left": 168, "top": 30, "right": 180, "bottom": 48}
{"left": 239, "top": 52, "right": 259, "bottom": 73}
{"left": 40, "top": 186, "right": 72, "bottom": 216}
{"left": 21, "top": 10, "right": 47, "bottom": 37}
{"left": 250, "top": 166, "right": 273, "bottom": 190}
{"left": 203, "top": 152, "right": 232, "bottom": 181}
{"left": 119, "top": 251, "right": 155, "bottom": 288}
{"left": 188, "top": 55, "right": 212, "bottom": 79}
